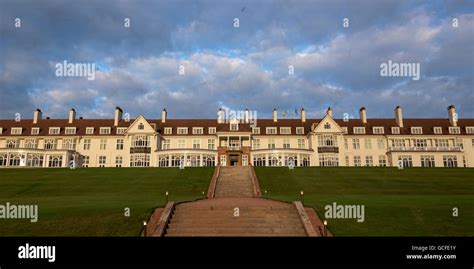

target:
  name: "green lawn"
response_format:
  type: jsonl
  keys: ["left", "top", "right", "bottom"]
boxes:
{"left": 0, "top": 167, "right": 213, "bottom": 236}
{"left": 256, "top": 167, "right": 474, "bottom": 236}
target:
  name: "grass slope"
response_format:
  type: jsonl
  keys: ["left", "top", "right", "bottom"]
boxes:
{"left": 0, "top": 167, "right": 213, "bottom": 236}
{"left": 255, "top": 167, "right": 474, "bottom": 236}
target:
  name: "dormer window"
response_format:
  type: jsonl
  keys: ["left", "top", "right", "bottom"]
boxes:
{"left": 252, "top": 127, "right": 260, "bottom": 134}
{"left": 208, "top": 127, "right": 216, "bottom": 134}
{"left": 100, "top": 127, "right": 111, "bottom": 135}
{"left": 0, "top": 127, "right": 3, "bottom": 134}
{"left": 266, "top": 127, "right": 277, "bottom": 134}
{"left": 411, "top": 127, "right": 423, "bottom": 134}
{"left": 324, "top": 123, "right": 331, "bottom": 129}
{"left": 353, "top": 127, "right": 366, "bottom": 134}
{"left": 465, "top": 127, "right": 474, "bottom": 134}
{"left": 48, "top": 127, "right": 60, "bottom": 135}
{"left": 138, "top": 123, "right": 144, "bottom": 130}
{"left": 86, "top": 127, "right": 94, "bottom": 135}
{"left": 117, "top": 128, "right": 127, "bottom": 134}
{"left": 342, "top": 127, "right": 348, "bottom": 134}
{"left": 280, "top": 127, "right": 291, "bottom": 134}
{"left": 65, "top": 127, "right": 76, "bottom": 135}
{"left": 230, "top": 123, "right": 239, "bottom": 131}
{"left": 296, "top": 127, "right": 304, "bottom": 134}
{"left": 449, "top": 127, "right": 460, "bottom": 134}
{"left": 391, "top": 127, "right": 400, "bottom": 134}
{"left": 31, "top": 127, "right": 40, "bottom": 135}
{"left": 11, "top": 127, "right": 22, "bottom": 135}
{"left": 434, "top": 127, "right": 442, "bottom": 134}
{"left": 193, "top": 127, "right": 203, "bottom": 134}
{"left": 372, "top": 127, "right": 384, "bottom": 134}
{"left": 164, "top": 128, "right": 172, "bottom": 135}
{"left": 177, "top": 127, "right": 188, "bottom": 135}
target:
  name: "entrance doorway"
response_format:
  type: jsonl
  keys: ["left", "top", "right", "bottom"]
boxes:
{"left": 229, "top": 154, "right": 239, "bottom": 166}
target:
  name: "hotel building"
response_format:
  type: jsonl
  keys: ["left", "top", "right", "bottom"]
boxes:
{"left": 0, "top": 105, "right": 473, "bottom": 168}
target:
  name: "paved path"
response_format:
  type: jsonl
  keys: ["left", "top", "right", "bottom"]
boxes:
{"left": 214, "top": 167, "right": 255, "bottom": 198}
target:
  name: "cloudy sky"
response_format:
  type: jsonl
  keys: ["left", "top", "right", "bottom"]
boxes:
{"left": 0, "top": 0, "right": 473, "bottom": 120}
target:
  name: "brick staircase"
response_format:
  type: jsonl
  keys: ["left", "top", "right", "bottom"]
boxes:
{"left": 165, "top": 198, "right": 307, "bottom": 236}
{"left": 214, "top": 166, "right": 255, "bottom": 198}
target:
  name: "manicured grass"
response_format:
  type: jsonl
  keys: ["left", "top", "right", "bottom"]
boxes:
{"left": 256, "top": 167, "right": 474, "bottom": 236}
{"left": 0, "top": 167, "right": 213, "bottom": 236}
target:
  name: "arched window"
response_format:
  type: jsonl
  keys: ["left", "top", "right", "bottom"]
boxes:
{"left": 206, "top": 157, "right": 214, "bottom": 167}
{"left": 303, "top": 158, "right": 310, "bottom": 167}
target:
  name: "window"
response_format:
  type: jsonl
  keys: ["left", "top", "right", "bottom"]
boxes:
{"left": 411, "top": 127, "right": 423, "bottom": 134}
{"left": 25, "top": 139, "right": 37, "bottom": 149}
{"left": 162, "top": 140, "right": 170, "bottom": 150}
{"left": 296, "top": 127, "right": 304, "bottom": 134}
{"left": 130, "top": 154, "right": 150, "bottom": 167}
{"left": 283, "top": 138, "right": 290, "bottom": 149}
{"left": 318, "top": 134, "right": 337, "bottom": 147}
{"left": 398, "top": 155, "right": 413, "bottom": 168}
{"left": 391, "top": 127, "right": 400, "bottom": 134}
{"left": 116, "top": 139, "right": 124, "bottom": 150}
{"left": 6, "top": 139, "right": 18, "bottom": 149}
{"left": 193, "top": 127, "right": 203, "bottom": 134}
{"left": 138, "top": 123, "right": 144, "bottom": 130}
{"left": 31, "top": 127, "right": 40, "bottom": 135}
{"left": 132, "top": 135, "right": 150, "bottom": 147}
{"left": 117, "top": 128, "right": 127, "bottom": 134}
{"left": 373, "top": 127, "right": 384, "bottom": 134}
{"left": 449, "top": 127, "right": 460, "bottom": 134}
{"left": 353, "top": 127, "right": 365, "bottom": 134}
{"left": 268, "top": 139, "right": 275, "bottom": 149}
{"left": 364, "top": 139, "right": 372, "bottom": 149}
{"left": 86, "top": 127, "right": 94, "bottom": 135}
{"left": 164, "top": 128, "right": 172, "bottom": 135}
{"left": 208, "top": 139, "right": 215, "bottom": 150}
{"left": 472, "top": 139, "right": 474, "bottom": 147}
{"left": 434, "top": 127, "right": 442, "bottom": 134}
{"left": 345, "top": 156, "right": 349, "bottom": 166}
{"left": 354, "top": 156, "right": 361, "bottom": 167}
{"left": 324, "top": 123, "right": 331, "bottom": 129}
{"left": 62, "top": 138, "right": 76, "bottom": 150}
{"left": 178, "top": 139, "right": 185, "bottom": 149}
{"left": 100, "top": 139, "right": 107, "bottom": 150}
{"left": 252, "top": 127, "right": 260, "bottom": 134}
{"left": 298, "top": 139, "right": 305, "bottom": 149}
{"left": 230, "top": 123, "right": 238, "bottom": 131}
{"left": 192, "top": 139, "right": 200, "bottom": 149}
{"left": 115, "top": 156, "right": 123, "bottom": 167}
{"left": 342, "top": 127, "right": 348, "bottom": 134}
{"left": 44, "top": 139, "right": 56, "bottom": 150}
{"left": 378, "top": 155, "right": 387, "bottom": 167}
{"left": 99, "top": 156, "right": 107, "bottom": 167}
{"left": 208, "top": 127, "right": 216, "bottom": 134}
{"left": 10, "top": 128, "right": 22, "bottom": 135}
{"left": 266, "top": 127, "right": 277, "bottom": 134}
{"left": 253, "top": 139, "right": 260, "bottom": 150}
{"left": 443, "top": 155, "right": 457, "bottom": 167}
{"left": 466, "top": 127, "right": 474, "bottom": 134}
{"left": 177, "top": 127, "right": 188, "bottom": 135}
{"left": 83, "top": 139, "right": 91, "bottom": 150}
{"left": 377, "top": 138, "right": 385, "bottom": 149}
{"left": 435, "top": 139, "right": 449, "bottom": 148}
{"left": 83, "top": 156, "right": 89, "bottom": 168}
{"left": 65, "top": 127, "right": 76, "bottom": 135}
{"left": 352, "top": 138, "right": 360, "bottom": 150}
{"left": 415, "top": 139, "right": 427, "bottom": 148}
{"left": 49, "top": 127, "right": 60, "bottom": 135}
{"left": 365, "top": 156, "right": 373, "bottom": 166}
{"left": 280, "top": 127, "right": 291, "bottom": 134}
{"left": 420, "top": 155, "right": 435, "bottom": 167}
{"left": 100, "top": 127, "right": 111, "bottom": 135}
{"left": 344, "top": 139, "right": 348, "bottom": 150}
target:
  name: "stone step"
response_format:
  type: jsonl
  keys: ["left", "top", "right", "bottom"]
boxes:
{"left": 171, "top": 212, "right": 300, "bottom": 218}
{"left": 168, "top": 223, "right": 304, "bottom": 229}
{"left": 166, "top": 233, "right": 305, "bottom": 237}
{"left": 168, "top": 219, "right": 304, "bottom": 225}
{"left": 166, "top": 228, "right": 305, "bottom": 234}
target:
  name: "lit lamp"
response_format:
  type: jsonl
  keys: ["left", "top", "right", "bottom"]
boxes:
{"left": 323, "top": 220, "right": 328, "bottom": 237}
{"left": 264, "top": 190, "right": 267, "bottom": 197}
{"left": 300, "top": 190, "right": 304, "bottom": 205}
{"left": 143, "top": 221, "right": 147, "bottom": 237}
{"left": 165, "top": 191, "right": 169, "bottom": 205}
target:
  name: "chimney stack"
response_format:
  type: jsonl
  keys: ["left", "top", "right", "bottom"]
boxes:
{"left": 244, "top": 108, "right": 249, "bottom": 123}
{"left": 359, "top": 107, "right": 367, "bottom": 124}
{"left": 448, "top": 105, "right": 457, "bottom": 127}
{"left": 33, "top": 109, "right": 42, "bottom": 124}
{"left": 217, "top": 108, "right": 224, "bottom": 124}
{"left": 114, "top": 106, "right": 123, "bottom": 127}
{"left": 273, "top": 108, "right": 278, "bottom": 122}
{"left": 68, "top": 108, "right": 76, "bottom": 124}
{"left": 161, "top": 108, "right": 167, "bottom": 123}
{"left": 326, "top": 107, "right": 333, "bottom": 118}
{"left": 395, "top": 106, "right": 403, "bottom": 127}
{"left": 301, "top": 108, "right": 306, "bottom": 123}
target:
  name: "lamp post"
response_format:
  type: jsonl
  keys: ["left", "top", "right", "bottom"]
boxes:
{"left": 323, "top": 220, "right": 327, "bottom": 237}
{"left": 143, "top": 221, "right": 147, "bottom": 237}
{"left": 300, "top": 190, "right": 304, "bottom": 205}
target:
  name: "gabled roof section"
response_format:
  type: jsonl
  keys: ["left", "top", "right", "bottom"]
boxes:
{"left": 125, "top": 115, "right": 156, "bottom": 134}
{"left": 312, "top": 114, "right": 344, "bottom": 133}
